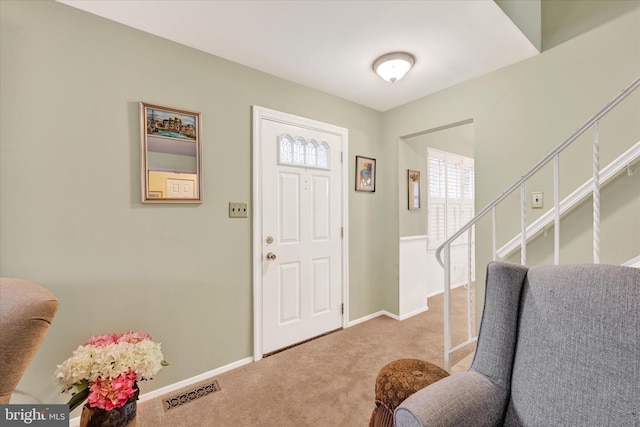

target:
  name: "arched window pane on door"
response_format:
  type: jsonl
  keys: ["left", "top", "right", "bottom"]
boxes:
{"left": 306, "top": 140, "right": 317, "bottom": 166}
{"left": 293, "top": 138, "right": 304, "bottom": 164}
{"left": 279, "top": 135, "right": 293, "bottom": 163}
{"left": 318, "top": 143, "right": 329, "bottom": 168}
{"left": 278, "top": 135, "right": 330, "bottom": 170}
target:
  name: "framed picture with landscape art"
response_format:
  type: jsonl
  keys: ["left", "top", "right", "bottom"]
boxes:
{"left": 140, "top": 102, "right": 202, "bottom": 203}
{"left": 355, "top": 155, "right": 376, "bottom": 192}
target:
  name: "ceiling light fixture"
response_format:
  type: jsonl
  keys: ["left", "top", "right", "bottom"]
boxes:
{"left": 373, "top": 52, "right": 415, "bottom": 83}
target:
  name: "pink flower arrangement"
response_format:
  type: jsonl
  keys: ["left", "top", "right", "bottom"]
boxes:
{"left": 55, "top": 331, "right": 167, "bottom": 412}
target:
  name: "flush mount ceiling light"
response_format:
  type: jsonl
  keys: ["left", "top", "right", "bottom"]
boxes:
{"left": 373, "top": 52, "right": 415, "bottom": 83}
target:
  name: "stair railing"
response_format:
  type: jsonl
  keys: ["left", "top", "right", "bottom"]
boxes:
{"left": 435, "top": 75, "right": 640, "bottom": 371}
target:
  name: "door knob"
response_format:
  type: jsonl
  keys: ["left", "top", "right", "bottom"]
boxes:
{"left": 266, "top": 252, "right": 277, "bottom": 261}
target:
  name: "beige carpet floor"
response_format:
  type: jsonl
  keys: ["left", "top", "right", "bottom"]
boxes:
{"left": 137, "top": 287, "right": 475, "bottom": 427}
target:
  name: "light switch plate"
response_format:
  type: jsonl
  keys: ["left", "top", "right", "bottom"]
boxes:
{"left": 229, "top": 202, "right": 248, "bottom": 218}
{"left": 532, "top": 192, "right": 543, "bottom": 209}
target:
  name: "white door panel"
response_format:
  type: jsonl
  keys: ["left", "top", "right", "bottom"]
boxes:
{"left": 254, "top": 108, "right": 347, "bottom": 357}
{"left": 167, "top": 178, "right": 194, "bottom": 198}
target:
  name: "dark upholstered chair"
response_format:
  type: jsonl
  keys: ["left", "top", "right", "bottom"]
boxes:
{"left": 395, "top": 262, "right": 640, "bottom": 427}
{"left": 0, "top": 278, "right": 58, "bottom": 403}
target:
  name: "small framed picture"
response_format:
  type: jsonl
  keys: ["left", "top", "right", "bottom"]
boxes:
{"left": 355, "top": 155, "right": 376, "bottom": 192}
{"left": 408, "top": 169, "right": 421, "bottom": 210}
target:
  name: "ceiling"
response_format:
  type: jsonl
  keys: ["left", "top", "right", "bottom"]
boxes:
{"left": 58, "top": 0, "right": 539, "bottom": 112}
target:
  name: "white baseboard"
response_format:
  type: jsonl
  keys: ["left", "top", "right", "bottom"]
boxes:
{"left": 398, "top": 306, "right": 429, "bottom": 320}
{"left": 69, "top": 357, "right": 254, "bottom": 426}
{"left": 427, "top": 280, "right": 472, "bottom": 299}
{"left": 347, "top": 305, "right": 431, "bottom": 326}
{"left": 138, "top": 357, "right": 254, "bottom": 403}
{"left": 623, "top": 255, "right": 640, "bottom": 268}
{"left": 427, "top": 290, "right": 442, "bottom": 298}
{"left": 348, "top": 310, "right": 397, "bottom": 326}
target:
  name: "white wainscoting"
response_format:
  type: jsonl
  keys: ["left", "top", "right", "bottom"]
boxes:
{"left": 399, "top": 235, "right": 430, "bottom": 319}
{"left": 399, "top": 235, "right": 475, "bottom": 320}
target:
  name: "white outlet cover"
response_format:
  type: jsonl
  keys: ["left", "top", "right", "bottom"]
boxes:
{"left": 531, "top": 192, "right": 543, "bottom": 208}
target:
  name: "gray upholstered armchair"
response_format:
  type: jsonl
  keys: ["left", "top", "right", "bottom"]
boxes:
{"left": 395, "top": 262, "right": 639, "bottom": 427}
{"left": 0, "top": 278, "right": 58, "bottom": 404}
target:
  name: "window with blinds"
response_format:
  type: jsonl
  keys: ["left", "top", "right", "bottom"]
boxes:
{"left": 427, "top": 149, "right": 474, "bottom": 250}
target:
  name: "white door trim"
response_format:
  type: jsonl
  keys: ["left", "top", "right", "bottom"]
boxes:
{"left": 252, "top": 106, "right": 349, "bottom": 361}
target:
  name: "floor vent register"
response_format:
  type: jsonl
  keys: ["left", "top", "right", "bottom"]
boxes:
{"left": 163, "top": 380, "right": 221, "bottom": 411}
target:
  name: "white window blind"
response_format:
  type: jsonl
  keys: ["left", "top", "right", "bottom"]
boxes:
{"left": 463, "top": 164, "right": 474, "bottom": 199}
{"left": 427, "top": 149, "right": 474, "bottom": 250}
{"left": 429, "top": 157, "right": 445, "bottom": 198}
{"left": 447, "top": 161, "right": 461, "bottom": 199}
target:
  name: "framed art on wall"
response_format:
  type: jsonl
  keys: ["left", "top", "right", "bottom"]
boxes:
{"left": 140, "top": 102, "right": 202, "bottom": 203}
{"left": 355, "top": 155, "right": 376, "bottom": 192}
{"left": 408, "top": 169, "right": 420, "bottom": 210}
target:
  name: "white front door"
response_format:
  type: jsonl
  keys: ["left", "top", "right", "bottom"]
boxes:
{"left": 253, "top": 107, "right": 349, "bottom": 358}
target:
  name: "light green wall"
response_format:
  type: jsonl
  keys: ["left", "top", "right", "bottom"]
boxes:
{"left": 0, "top": 0, "right": 385, "bottom": 405}
{"left": 496, "top": 0, "right": 542, "bottom": 51}
{"left": 390, "top": 4, "right": 639, "bottom": 324}
{"left": 541, "top": 0, "right": 640, "bottom": 50}
{"left": 399, "top": 122, "right": 474, "bottom": 237}
{"left": 495, "top": 0, "right": 639, "bottom": 52}
{"left": 1, "top": 0, "right": 639, "bottom": 408}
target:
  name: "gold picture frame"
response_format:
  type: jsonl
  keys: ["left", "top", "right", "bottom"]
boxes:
{"left": 355, "top": 155, "right": 376, "bottom": 192}
{"left": 140, "top": 102, "right": 202, "bottom": 203}
{"left": 408, "top": 169, "right": 420, "bottom": 210}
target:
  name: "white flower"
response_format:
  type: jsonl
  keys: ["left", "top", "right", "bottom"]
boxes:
{"left": 55, "top": 338, "right": 166, "bottom": 390}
